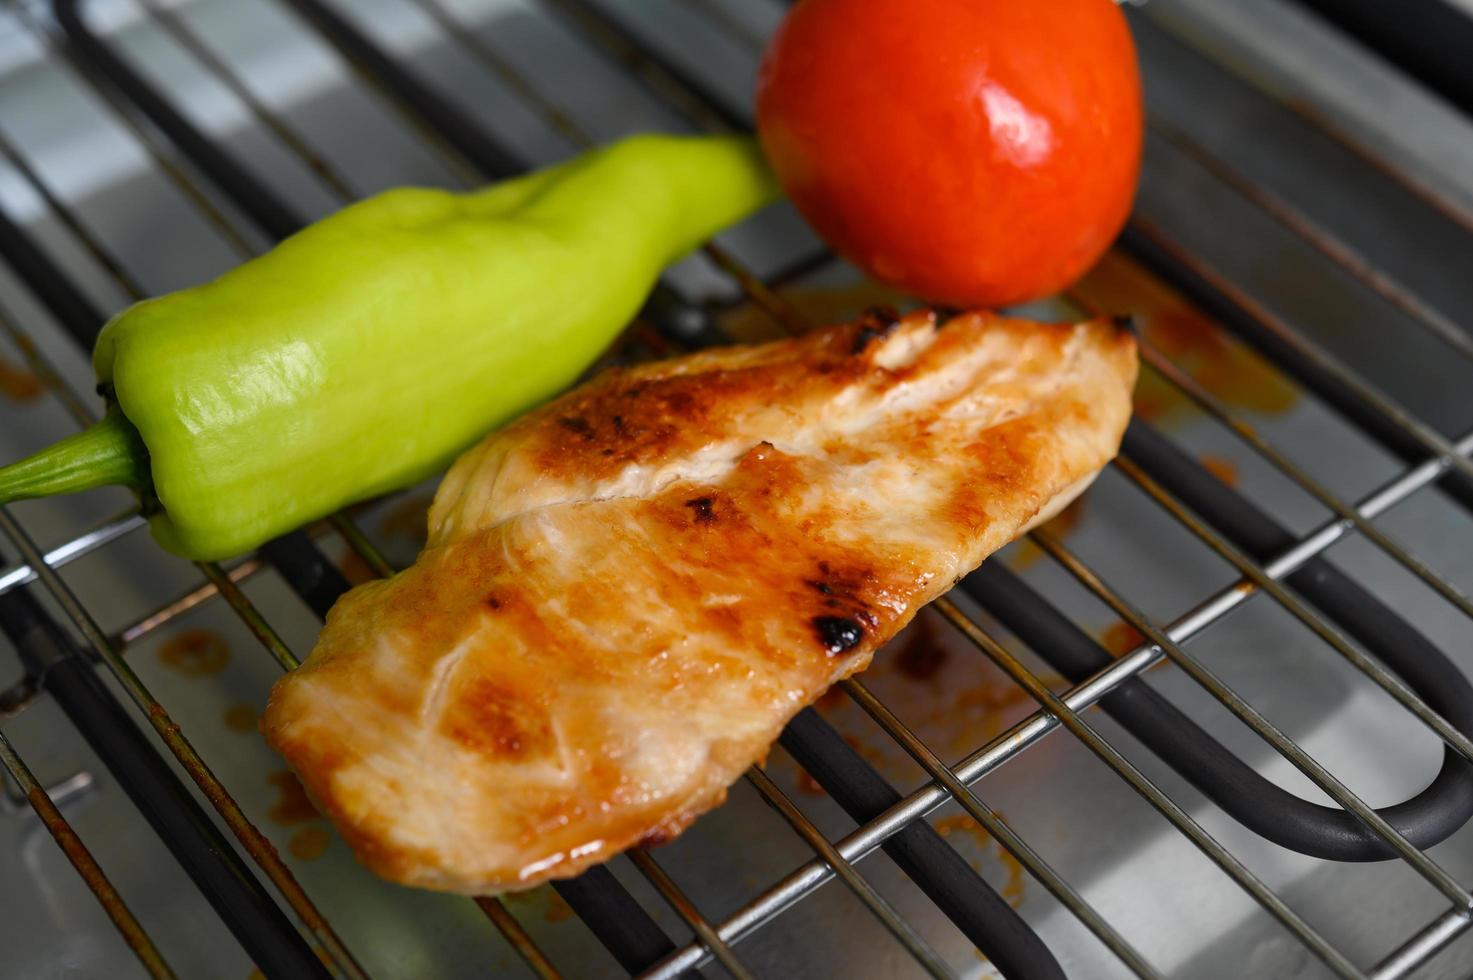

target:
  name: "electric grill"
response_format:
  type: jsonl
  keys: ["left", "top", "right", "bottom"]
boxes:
{"left": 3, "top": 1, "right": 1473, "bottom": 977}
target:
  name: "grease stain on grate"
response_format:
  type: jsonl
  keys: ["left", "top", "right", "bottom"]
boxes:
{"left": 156, "top": 629, "right": 232, "bottom": 678}
{"left": 0, "top": 357, "right": 42, "bottom": 404}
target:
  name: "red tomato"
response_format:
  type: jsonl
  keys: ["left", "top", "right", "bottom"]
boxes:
{"left": 756, "top": 0, "right": 1143, "bottom": 308}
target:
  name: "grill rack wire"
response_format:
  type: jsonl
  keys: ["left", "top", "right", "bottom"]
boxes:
{"left": 0, "top": 1, "right": 1470, "bottom": 978}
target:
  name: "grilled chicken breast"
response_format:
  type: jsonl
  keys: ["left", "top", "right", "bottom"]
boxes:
{"left": 264, "top": 308, "right": 1137, "bottom": 893}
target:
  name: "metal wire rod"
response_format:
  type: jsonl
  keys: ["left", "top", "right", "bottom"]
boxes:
{"left": 133, "top": 0, "right": 360, "bottom": 201}
{"left": 0, "top": 730, "right": 175, "bottom": 979}
{"left": 6, "top": 1, "right": 258, "bottom": 257}
{"left": 1146, "top": 113, "right": 1473, "bottom": 363}
{"left": 839, "top": 677, "right": 1162, "bottom": 979}
{"left": 1030, "top": 525, "right": 1471, "bottom": 907}
{"left": 0, "top": 505, "right": 359, "bottom": 977}
{"left": 742, "top": 766, "right": 954, "bottom": 980}
{"left": 471, "top": 898, "right": 564, "bottom": 980}
{"left": 0, "top": 510, "right": 146, "bottom": 597}
{"left": 1109, "top": 454, "right": 1473, "bottom": 766}
{"left": 929, "top": 599, "right": 1366, "bottom": 980}
{"left": 627, "top": 849, "right": 756, "bottom": 980}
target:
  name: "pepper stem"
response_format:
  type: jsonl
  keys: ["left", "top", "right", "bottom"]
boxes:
{"left": 0, "top": 409, "right": 148, "bottom": 504}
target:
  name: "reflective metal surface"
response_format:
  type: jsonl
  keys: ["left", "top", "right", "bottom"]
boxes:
{"left": 2, "top": 1, "right": 1473, "bottom": 978}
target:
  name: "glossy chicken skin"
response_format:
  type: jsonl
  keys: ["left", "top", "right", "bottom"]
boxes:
{"left": 263, "top": 308, "right": 1137, "bottom": 893}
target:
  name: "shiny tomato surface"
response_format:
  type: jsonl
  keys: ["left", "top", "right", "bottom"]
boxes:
{"left": 756, "top": 0, "right": 1143, "bottom": 308}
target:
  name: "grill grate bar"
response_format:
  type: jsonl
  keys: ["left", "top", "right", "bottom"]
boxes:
{"left": 1033, "top": 521, "right": 1470, "bottom": 905}
{"left": 1126, "top": 330, "right": 1473, "bottom": 623}
{"left": 197, "top": 562, "right": 300, "bottom": 672}
{"left": 249, "top": 1, "right": 1061, "bottom": 972}
{"left": 1119, "top": 220, "right": 1473, "bottom": 512}
{"left": 658, "top": 422, "right": 1473, "bottom": 977}
{"left": 0, "top": 294, "right": 93, "bottom": 425}
{"left": 533, "top": 6, "right": 1473, "bottom": 976}
{"left": 741, "top": 765, "right": 954, "bottom": 980}
{"left": 1145, "top": 113, "right": 1473, "bottom": 363}
{"left": 0, "top": 122, "right": 147, "bottom": 299}
{"left": 627, "top": 848, "right": 756, "bottom": 980}
{"left": 0, "top": 729, "right": 174, "bottom": 979}
{"left": 131, "top": 0, "right": 359, "bottom": 201}
{"left": 4, "top": 1, "right": 258, "bottom": 256}
{"left": 0, "top": 502, "right": 353, "bottom": 978}
{"left": 1372, "top": 907, "right": 1473, "bottom": 980}
{"left": 115, "top": 556, "right": 265, "bottom": 648}
{"left": 327, "top": 512, "right": 397, "bottom": 579}
{"left": 838, "top": 677, "right": 1161, "bottom": 979}
{"left": 473, "top": 897, "right": 566, "bottom": 980}
{"left": 536, "top": 0, "right": 743, "bottom": 136}
{"left": 1114, "top": 451, "right": 1473, "bottom": 765}
{"left": 0, "top": 508, "right": 145, "bottom": 597}
{"left": 1136, "top": 5, "right": 1473, "bottom": 239}
{"left": 3, "top": 1, "right": 1471, "bottom": 977}
{"left": 929, "top": 598, "right": 1367, "bottom": 980}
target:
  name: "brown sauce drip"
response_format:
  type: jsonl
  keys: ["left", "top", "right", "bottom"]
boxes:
{"left": 267, "top": 770, "right": 320, "bottom": 826}
{"left": 1199, "top": 453, "right": 1240, "bottom": 487}
{"left": 288, "top": 826, "right": 331, "bottom": 861}
{"left": 157, "top": 629, "right": 231, "bottom": 678}
{"left": 0, "top": 358, "right": 42, "bottom": 403}
{"left": 222, "top": 703, "right": 257, "bottom": 733}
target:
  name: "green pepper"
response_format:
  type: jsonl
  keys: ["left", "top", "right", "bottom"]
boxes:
{"left": 0, "top": 134, "right": 779, "bottom": 560}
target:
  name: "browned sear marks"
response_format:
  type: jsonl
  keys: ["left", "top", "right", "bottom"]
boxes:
{"left": 850, "top": 305, "right": 901, "bottom": 353}
{"left": 683, "top": 496, "right": 716, "bottom": 523}
{"left": 813, "top": 615, "right": 865, "bottom": 655}
{"left": 439, "top": 677, "right": 552, "bottom": 759}
{"left": 264, "top": 309, "right": 1137, "bottom": 893}
{"left": 558, "top": 416, "right": 595, "bottom": 439}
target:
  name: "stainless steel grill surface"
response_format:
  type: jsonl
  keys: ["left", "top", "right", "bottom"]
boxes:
{"left": 3, "top": 1, "right": 1473, "bottom": 978}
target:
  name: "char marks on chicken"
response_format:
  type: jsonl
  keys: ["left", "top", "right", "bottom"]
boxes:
{"left": 264, "top": 308, "right": 1137, "bottom": 893}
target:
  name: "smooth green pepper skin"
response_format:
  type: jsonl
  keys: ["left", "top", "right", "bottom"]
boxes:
{"left": 0, "top": 134, "right": 780, "bottom": 560}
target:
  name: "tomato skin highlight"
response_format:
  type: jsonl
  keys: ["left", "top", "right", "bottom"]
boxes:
{"left": 756, "top": 0, "right": 1143, "bottom": 308}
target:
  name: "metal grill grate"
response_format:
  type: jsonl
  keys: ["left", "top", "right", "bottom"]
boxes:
{"left": 1, "top": 1, "right": 1472, "bottom": 978}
